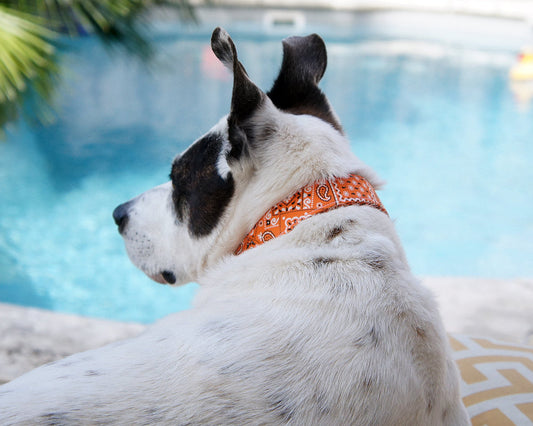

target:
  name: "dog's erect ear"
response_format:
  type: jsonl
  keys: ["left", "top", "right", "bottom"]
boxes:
{"left": 267, "top": 34, "right": 342, "bottom": 133}
{"left": 211, "top": 27, "right": 264, "bottom": 124}
{"left": 276, "top": 34, "right": 328, "bottom": 85}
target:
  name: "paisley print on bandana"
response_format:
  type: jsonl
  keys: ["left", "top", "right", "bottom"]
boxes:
{"left": 235, "top": 174, "right": 388, "bottom": 254}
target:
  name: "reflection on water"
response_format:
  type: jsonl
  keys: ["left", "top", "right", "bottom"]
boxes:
{"left": 510, "top": 81, "right": 533, "bottom": 109}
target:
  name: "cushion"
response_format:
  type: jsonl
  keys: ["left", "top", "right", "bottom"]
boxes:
{"left": 450, "top": 334, "right": 533, "bottom": 425}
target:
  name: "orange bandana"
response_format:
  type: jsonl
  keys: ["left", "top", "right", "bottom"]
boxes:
{"left": 235, "top": 174, "right": 387, "bottom": 255}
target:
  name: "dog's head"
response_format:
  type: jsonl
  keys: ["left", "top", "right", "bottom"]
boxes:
{"left": 113, "top": 27, "right": 378, "bottom": 285}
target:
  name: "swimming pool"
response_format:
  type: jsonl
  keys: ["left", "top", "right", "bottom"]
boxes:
{"left": 1, "top": 11, "right": 532, "bottom": 322}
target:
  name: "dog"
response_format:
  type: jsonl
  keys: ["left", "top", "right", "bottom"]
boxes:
{"left": 0, "top": 28, "right": 469, "bottom": 425}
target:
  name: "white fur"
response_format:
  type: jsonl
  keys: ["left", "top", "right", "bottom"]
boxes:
{"left": 0, "top": 49, "right": 469, "bottom": 426}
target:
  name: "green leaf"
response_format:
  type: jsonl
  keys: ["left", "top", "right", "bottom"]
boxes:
{"left": 0, "top": 0, "right": 199, "bottom": 136}
{"left": 0, "top": 4, "right": 58, "bottom": 135}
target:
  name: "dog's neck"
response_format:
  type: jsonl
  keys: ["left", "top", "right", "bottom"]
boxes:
{"left": 235, "top": 174, "right": 387, "bottom": 255}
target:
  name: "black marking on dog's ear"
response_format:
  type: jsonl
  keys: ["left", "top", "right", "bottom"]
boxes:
{"left": 268, "top": 34, "right": 342, "bottom": 133}
{"left": 211, "top": 27, "right": 234, "bottom": 69}
{"left": 281, "top": 34, "right": 328, "bottom": 84}
{"left": 226, "top": 116, "right": 251, "bottom": 161}
{"left": 211, "top": 27, "right": 264, "bottom": 124}
{"left": 171, "top": 132, "right": 235, "bottom": 237}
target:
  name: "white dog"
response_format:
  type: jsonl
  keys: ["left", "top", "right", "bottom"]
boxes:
{"left": 0, "top": 28, "right": 469, "bottom": 425}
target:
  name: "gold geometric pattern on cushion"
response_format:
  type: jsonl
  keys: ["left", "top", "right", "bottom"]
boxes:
{"left": 471, "top": 407, "right": 516, "bottom": 425}
{"left": 450, "top": 334, "right": 533, "bottom": 425}
{"left": 518, "top": 403, "right": 533, "bottom": 421}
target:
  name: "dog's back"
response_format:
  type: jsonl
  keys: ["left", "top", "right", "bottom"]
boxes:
{"left": 193, "top": 205, "right": 468, "bottom": 425}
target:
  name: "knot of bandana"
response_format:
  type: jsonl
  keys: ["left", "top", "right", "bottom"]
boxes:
{"left": 235, "top": 174, "right": 387, "bottom": 255}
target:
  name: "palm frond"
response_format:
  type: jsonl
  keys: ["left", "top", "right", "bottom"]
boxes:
{"left": 0, "top": 0, "right": 199, "bottom": 136}
{"left": 5, "top": 0, "right": 199, "bottom": 59}
{"left": 0, "top": 5, "right": 58, "bottom": 135}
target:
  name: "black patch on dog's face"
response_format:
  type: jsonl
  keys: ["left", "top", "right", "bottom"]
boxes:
{"left": 171, "top": 132, "right": 234, "bottom": 237}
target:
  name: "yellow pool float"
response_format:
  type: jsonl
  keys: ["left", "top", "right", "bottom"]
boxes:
{"left": 510, "top": 48, "right": 533, "bottom": 81}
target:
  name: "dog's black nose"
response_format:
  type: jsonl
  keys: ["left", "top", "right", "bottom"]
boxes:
{"left": 113, "top": 202, "right": 131, "bottom": 234}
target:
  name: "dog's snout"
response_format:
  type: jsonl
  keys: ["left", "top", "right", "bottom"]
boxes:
{"left": 113, "top": 202, "right": 132, "bottom": 234}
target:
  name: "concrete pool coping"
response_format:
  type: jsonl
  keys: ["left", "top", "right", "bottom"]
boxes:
{"left": 202, "top": 0, "right": 533, "bottom": 21}
{"left": 153, "top": 2, "right": 533, "bottom": 52}
{"left": 1, "top": 276, "right": 532, "bottom": 384}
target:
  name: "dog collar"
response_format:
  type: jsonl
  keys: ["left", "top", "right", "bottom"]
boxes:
{"left": 235, "top": 174, "right": 387, "bottom": 255}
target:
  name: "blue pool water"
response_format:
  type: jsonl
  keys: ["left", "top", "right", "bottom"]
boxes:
{"left": 0, "top": 22, "right": 531, "bottom": 323}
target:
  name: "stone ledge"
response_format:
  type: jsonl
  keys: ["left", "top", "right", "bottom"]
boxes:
{"left": 422, "top": 277, "right": 533, "bottom": 347}
{"left": 0, "top": 303, "right": 146, "bottom": 384}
